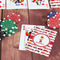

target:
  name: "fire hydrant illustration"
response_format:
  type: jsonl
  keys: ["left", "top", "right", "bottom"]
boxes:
{"left": 39, "top": 36, "right": 44, "bottom": 42}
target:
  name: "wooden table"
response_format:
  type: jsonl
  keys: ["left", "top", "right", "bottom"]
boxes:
{"left": 0, "top": 4, "right": 60, "bottom": 60}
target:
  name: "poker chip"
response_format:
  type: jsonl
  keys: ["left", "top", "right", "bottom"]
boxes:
{"left": 0, "top": 30, "right": 6, "bottom": 40}
{"left": 47, "top": 13, "right": 60, "bottom": 29}
{"left": 3, "top": 13, "right": 21, "bottom": 24}
{"left": 47, "top": 12, "right": 56, "bottom": 19}
{"left": 1, "top": 19, "right": 18, "bottom": 36}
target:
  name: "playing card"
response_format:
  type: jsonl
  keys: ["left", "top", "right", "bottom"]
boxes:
{"left": 0, "top": 0, "right": 5, "bottom": 9}
{"left": 50, "top": 1, "right": 60, "bottom": 5}
{"left": 28, "top": 0, "right": 50, "bottom": 9}
{"left": 51, "top": 5, "right": 60, "bottom": 8}
{"left": 50, "top": 0, "right": 60, "bottom": 2}
{"left": 50, "top": 0, "right": 60, "bottom": 8}
{"left": 25, "top": 27, "right": 57, "bottom": 57}
{"left": 7, "top": 0, "right": 27, "bottom": 9}
{"left": 19, "top": 24, "right": 45, "bottom": 50}
{"left": 50, "top": 2, "right": 60, "bottom": 5}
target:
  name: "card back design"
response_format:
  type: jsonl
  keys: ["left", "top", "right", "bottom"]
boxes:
{"left": 25, "top": 27, "right": 57, "bottom": 57}
{"left": 50, "top": 0, "right": 60, "bottom": 8}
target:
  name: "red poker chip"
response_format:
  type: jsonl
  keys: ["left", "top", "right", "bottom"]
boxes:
{"left": 3, "top": 13, "right": 21, "bottom": 24}
{"left": 47, "top": 13, "right": 60, "bottom": 29}
{"left": 3, "top": 16, "right": 7, "bottom": 20}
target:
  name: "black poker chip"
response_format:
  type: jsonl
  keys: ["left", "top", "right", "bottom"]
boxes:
{"left": 0, "top": 30, "right": 6, "bottom": 40}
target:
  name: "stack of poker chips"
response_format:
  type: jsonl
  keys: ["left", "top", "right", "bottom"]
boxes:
{"left": 0, "top": 13, "right": 21, "bottom": 40}
{"left": 10, "top": 0, "right": 24, "bottom": 6}
{"left": 0, "top": 20, "right": 6, "bottom": 40}
{"left": 50, "top": 0, "right": 60, "bottom": 8}
{"left": 32, "top": 0, "right": 44, "bottom": 5}
{"left": 47, "top": 12, "right": 60, "bottom": 29}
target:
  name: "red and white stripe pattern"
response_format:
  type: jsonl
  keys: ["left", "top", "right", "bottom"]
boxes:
{"left": 50, "top": 0, "right": 60, "bottom": 8}
{"left": 25, "top": 27, "right": 57, "bottom": 57}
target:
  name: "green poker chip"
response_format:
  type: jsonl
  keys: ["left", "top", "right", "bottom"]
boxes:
{"left": 1, "top": 19, "right": 18, "bottom": 36}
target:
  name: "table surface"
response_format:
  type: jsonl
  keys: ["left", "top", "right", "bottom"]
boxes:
{"left": 0, "top": 2, "right": 60, "bottom": 60}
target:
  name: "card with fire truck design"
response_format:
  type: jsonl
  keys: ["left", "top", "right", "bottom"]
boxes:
{"left": 19, "top": 24, "right": 57, "bottom": 57}
{"left": 25, "top": 26, "right": 57, "bottom": 57}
